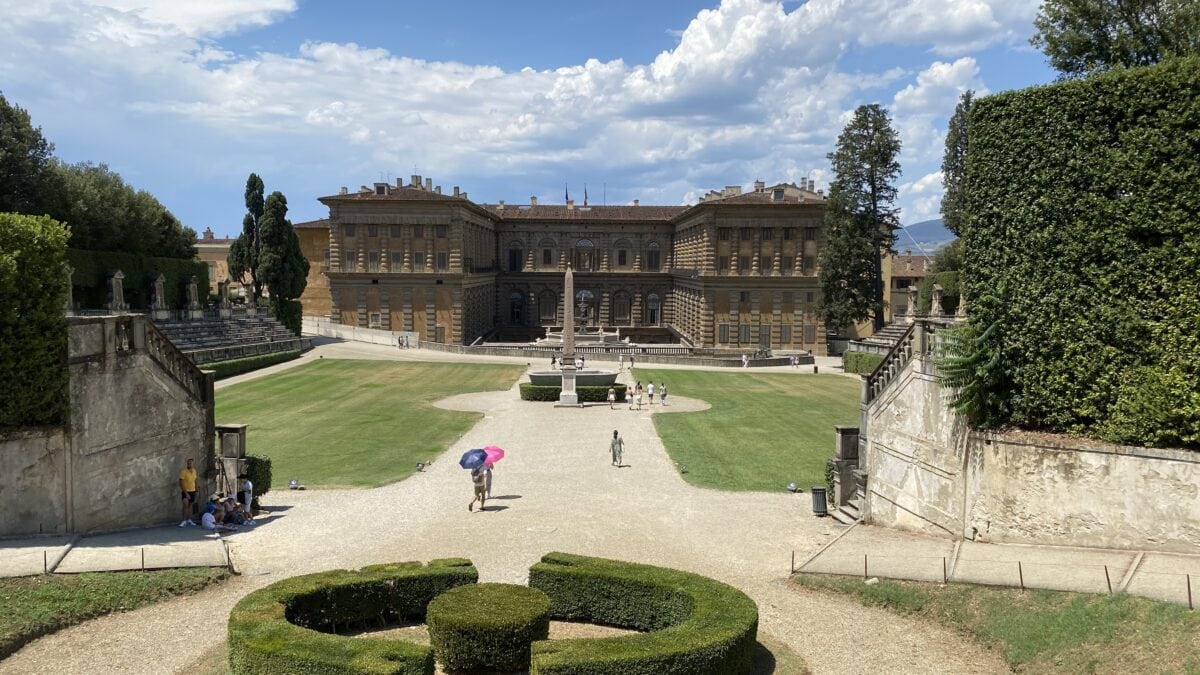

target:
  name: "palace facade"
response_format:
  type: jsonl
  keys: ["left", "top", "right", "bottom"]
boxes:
{"left": 296, "top": 175, "right": 830, "bottom": 353}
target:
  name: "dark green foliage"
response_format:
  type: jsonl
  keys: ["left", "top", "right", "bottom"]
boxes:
{"left": 519, "top": 384, "right": 627, "bottom": 402}
{"left": 917, "top": 271, "right": 960, "bottom": 315}
{"left": 1100, "top": 366, "right": 1200, "bottom": 448}
{"left": 961, "top": 56, "right": 1200, "bottom": 446}
{"left": 842, "top": 351, "right": 884, "bottom": 375}
{"left": 243, "top": 454, "right": 272, "bottom": 509}
{"left": 819, "top": 104, "right": 902, "bottom": 333}
{"left": 427, "top": 583, "right": 550, "bottom": 672}
{"left": 941, "top": 92, "right": 973, "bottom": 236}
{"left": 208, "top": 350, "right": 301, "bottom": 380}
{"left": 66, "top": 249, "right": 208, "bottom": 311}
{"left": 0, "top": 92, "right": 54, "bottom": 214}
{"left": 228, "top": 559, "right": 477, "bottom": 675}
{"left": 931, "top": 238, "right": 964, "bottom": 274}
{"left": 258, "top": 192, "right": 309, "bottom": 304}
{"left": 271, "top": 299, "right": 303, "bottom": 336}
{"left": 528, "top": 552, "right": 758, "bottom": 674}
{"left": 0, "top": 214, "right": 69, "bottom": 428}
{"left": 1031, "top": 0, "right": 1200, "bottom": 78}
{"left": 229, "top": 174, "right": 265, "bottom": 301}
{"left": 45, "top": 161, "right": 196, "bottom": 259}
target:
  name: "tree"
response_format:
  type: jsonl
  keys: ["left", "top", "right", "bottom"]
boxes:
{"left": 0, "top": 91, "right": 54, "bottom": 214}
{"left": 228, "top": 173, "right": 265, "bottom": 301}
{"left": 818, "top": 104, "right": 902, "bottom": 333}
{"left": 255, "top": 191, "right": 309, "bottom": 334}
{"left": 940, "top": 91, "right": 973, "bottom": 237}
{"left": 1031, "top": 0, "right": 1200, "bottom": 78}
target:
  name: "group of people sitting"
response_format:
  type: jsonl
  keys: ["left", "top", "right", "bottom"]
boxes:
{"left": 178, "top": 459, "right": 256, "bottom": 531}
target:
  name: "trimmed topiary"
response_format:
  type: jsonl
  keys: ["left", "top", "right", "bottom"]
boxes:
{"left": 427, "top": 583, "right": 550, "bottom": 672}
{"left": 227, "top": 558, "right": 477, "bottom": 674}
{"left": 520, "top": 383, "right": 627, "bottom": 402}
{"left": 528, "top": 552, "right": 758, "bottom": 674}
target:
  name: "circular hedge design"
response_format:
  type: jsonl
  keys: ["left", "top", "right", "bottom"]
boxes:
{"left": 427, "top": 583, "right": 550, "bottom": 671}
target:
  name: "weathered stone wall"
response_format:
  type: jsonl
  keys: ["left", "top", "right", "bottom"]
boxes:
{"left": 0, "top": 316, "right": 214, "bottom": 537}
{"left": 863, "top": 343, "right": 1200, "bottom": 553}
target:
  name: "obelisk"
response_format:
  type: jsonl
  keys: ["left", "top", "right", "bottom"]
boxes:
{"left": 557, "top": 264, "right": 579, "bottom": 406}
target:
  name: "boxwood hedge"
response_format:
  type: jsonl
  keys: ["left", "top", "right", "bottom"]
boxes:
{"left": 427, "top": 583, "right": 550, "bottom": 672}
{"left": 962, "top": 56, "right": 1200, "bottom": 448}
{"left": 208, "top": 350, "right": 301, "bottom": 380}
{"left": 227, "top": 559, "right": 477, "bottom": 674}
{"left": 842, "top": 351, "right": 885, "bottom": 375}
{"left": 528, "top": 552, "right": 758, "bottom": 674}
{"left": 520, "top": 383, "right": 628, "bottom": 403}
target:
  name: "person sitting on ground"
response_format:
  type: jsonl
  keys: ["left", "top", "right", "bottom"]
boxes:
{"left": 200, "top": 503, "right": 235, "bottom": 532}
{"left": 223, "top": 498, "right": 247, "bottom": 525}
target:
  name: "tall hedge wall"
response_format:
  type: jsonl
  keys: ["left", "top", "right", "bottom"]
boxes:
{"left": 963, "top": 56, "right": 1200, "bottom": 448}
{"left": 67, "top": 249, "right": 209, "bottom": 310}
{"left": 0, "top": 214, "right": 70, "bottom": 429}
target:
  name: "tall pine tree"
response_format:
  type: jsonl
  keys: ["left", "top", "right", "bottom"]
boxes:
{"left": 818, "top": 104, "right": 902, "bottom": 333}
{"left": 228, "top": 173, "right": 265, "bottom": 301}
{"left": 940, "top": 90, "right": 973, "bottom": 237}
{"left": 256, "top": 191, "right": 309, "bottom": 334}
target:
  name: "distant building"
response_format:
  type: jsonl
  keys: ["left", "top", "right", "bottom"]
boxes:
{"left": 195, "top": 227, "right": 237, "bottom": 297}
{"left": 887, "top": 250, "right": 933, "bottom": 320}
{"left": 297, "top": 176, "right": 831, "bottom": 353}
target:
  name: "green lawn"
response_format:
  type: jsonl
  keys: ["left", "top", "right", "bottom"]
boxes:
{"left": 632, "top": 369, "right": 859, "bottom": 491}
{"left": 794, "top": 574, "right": 1200, "bottom": 673}
{"left": 215, "top": 359, "right": 525, "bottom": 488}
{"left": 0, "top": 568, "right": 227, "bottom": 660}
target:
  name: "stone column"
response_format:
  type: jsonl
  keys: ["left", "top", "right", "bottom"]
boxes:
{"left": 108, "top": 270, "right": 127, "bottom": 313}
{"left": 557, "top": 265, "right": 578, "bottom": 406}
{"left": 64, "top": 264, "right": 74, "bottom": 314}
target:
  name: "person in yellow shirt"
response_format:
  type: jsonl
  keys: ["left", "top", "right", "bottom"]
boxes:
{"left": 178, "top": 458, "right": 198, "bottom": 527}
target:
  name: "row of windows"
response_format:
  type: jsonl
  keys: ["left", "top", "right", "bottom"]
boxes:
{"left": 343, "top": 224, "right": 448, "bottom": 239}
{"left": 507, "top": 247, "right": 662, "bottom": 272}
{"left": 732, "top": 291, "right": 815, "bottom": 304}
{"left": 717, "top": 256, "right": 815, "bottom": 274}
{"left": 717, "top": 227, "right": 817, "bottom": 241}
{"left": 342, "top": 250, "right": 449, "bottom": 272}
{"left": 717, "top": 323, "right": 818, "bottom": 344}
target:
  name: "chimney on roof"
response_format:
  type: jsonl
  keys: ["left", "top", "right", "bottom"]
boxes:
{"left": 498, "top": 200, "right": 505, "bottom": 210}
{"left": 904, "top": 249, "right": 911, "bottom": 256}
{"left": 633, "top": 199, "right": 640, "bottom": 206}
{"left": 425, "top": 177, "right": 432, "bottom": 191}
{"left": 461, "top": 191, "right": 468, "bottom": 201}
{"left": 396, "top": 177, "right": 403, "bottom": 187}
{"left": 755, "top": 180, "right": 765, "bottom": 192}
{"left": 800, "top": 177, "right": 808, "bottom": 191}
{"left": 567, "top": 199, "right": 574, "bottom": 210}
{"left": 411, "top": 174, "right": 420, "bottom": 188}
{"left": 203, "top": 227, "right": 214, "bottom": 241}
{"left": 453, "top": 186, "right": 460, "bottom": 197}
{"left": 531, "top": 196, "right": 537, "bottom": 206}
{"left": 339, "top": 186, "right": 348, "bottom": 195}
{"left": 817, "top": 189, "right": 824, "bottom": 197}
{"left": 724, "top": 185, "right": 742, "bottom": 197}
{"left": 435, "top": 186, "right": 441, "bottom": 194}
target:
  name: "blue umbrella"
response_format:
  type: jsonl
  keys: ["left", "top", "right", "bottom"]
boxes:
{"left": 459, "top": 448, "right": 488, "bottom": 470}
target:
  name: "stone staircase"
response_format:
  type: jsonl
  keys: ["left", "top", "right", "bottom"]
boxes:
{"left": 852, "top": 319, "right": 913, "bottom": 352}
{"left": 831, "top": 495, "right": 863, "bottom": 525}
{"left": 152, "top": 315, "right": 311, "bottom": 365}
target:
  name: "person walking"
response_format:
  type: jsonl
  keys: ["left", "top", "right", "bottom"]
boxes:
{"left": 485, "top": 462, "right": 494, "bottom": 499}
{"left": 178, "top": 458, "right": 198, "bottom": 527}
{"left": 660, "top": 382, "right": 667, "bottom": 406}
{"left": 610, "top": 430, "right": 625, "bottom": 467}
{"left": 551, "top": 355, "right": 557, "bottom": 369}
{"left": 618, "top": 354, "right": 624, "bottom": 371}
{"left": 468, "top": 465, "right": 488, "bottom": 512}
{"left": 607, "top": 386, "right": 617, "bottom": 409}
{"left": 629, "top": 354, "right": 635, "bottom": 369}
{"left": 647, "top": 382, "right": 655, "bottom": 405}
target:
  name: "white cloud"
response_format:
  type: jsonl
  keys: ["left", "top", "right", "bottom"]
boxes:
{"left": 899, "top": 170, "right": 944, "bottom": 222}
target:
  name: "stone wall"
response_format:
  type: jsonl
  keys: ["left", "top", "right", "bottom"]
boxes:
{"left": 302, "top": 316, "right": 416, "bottom": 347}
{"left": 862, "top": 322, "right": 1200, "bottom": 553}
{"left": 0, "top": 316, "right": 215, "bottom": 537}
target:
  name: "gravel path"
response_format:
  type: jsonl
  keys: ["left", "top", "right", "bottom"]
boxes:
{"left": 5, "top": 344, "right": 1004, "bottom": 674}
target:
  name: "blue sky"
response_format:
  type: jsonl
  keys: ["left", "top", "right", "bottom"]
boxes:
{"left": 0, "top": 0, "right": 1055, "bottom": 237}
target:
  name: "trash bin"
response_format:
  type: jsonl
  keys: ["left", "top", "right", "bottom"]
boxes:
{"left": 811, "top": 486, "right": 828, "bottom": 517}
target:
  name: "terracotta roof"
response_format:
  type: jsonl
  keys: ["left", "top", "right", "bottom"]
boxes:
{"left": 892, "top": 254, "right": 934, "bottom": 277}
{"left": 293, "top": 218, "right": 330, "bottom": 229}
{"left": 486, "top": 205, "right": 686, "bottom": 221}
{"left": 697, "top": 191, "right": 824, "bottom": 206}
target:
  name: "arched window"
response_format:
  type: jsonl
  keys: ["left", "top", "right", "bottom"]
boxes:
{"left": 646, "top": 293, "right": 661, "bottom": 325}
{"left": 507, "top": 241, "right": 524, "bottom": 272}
{"left": 575, "top": 289, "right": 596, "bottom": 325}
{"left": 612, "top": 290, "right": 631, "bottom": 325}
{"left": 539, "top": 290, "right": 558, "bottom": 325}
{"left": 509, "top": 290, "right": 525, "bottom": 325}
{"left": 538, "top": 238, "right": 556, "bottom": 269}
{"left": 574, "top": 239, "right": 594, "bottom": 271}
{"left": 613, "top": 239, "right": 633, "bottom": 269}
{"left": 646, "top": 241, "right": 662, "bottom": 271}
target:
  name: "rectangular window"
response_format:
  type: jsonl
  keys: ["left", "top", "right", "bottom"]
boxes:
{"left": 760, "top": 255, "right": 771, "bottom": 272}
{"left": 806, "top": 291, "right": 814, "bottom": 303}
{"left": 761, "top": 228, "right": 773, "bottom": 240}
{"left": 896, "top": 278, "right": 911, "bottom": 289}
{"left": 344, "top": 225, "right": 356, "bottom": 238}
{"left": 617, "top": 249, "right": 627, "bottom": 266}
{"left": 323, "top": 250, "right": 330, "bottom": 267}
{"left": 760, "top": 324, "right": 771, "bottom": 346}
{"left": 783, "top": 228, "right": 795, "bottom": 241}
{"left": 435, "top": 225, "right": 447, "bottom": 238}
{"left": 436, "top": 252, "right": 449, "bottom": 270}
{"left": 802, "top": 257, "right": 814, "bottom": 275}
{"left": 739, "top": 324, "right": 751, "bottom": 343}
{"left": 803, "top": 227, "right": 816, "bottom": 241}
{"left": 719, "top": 323, "right": 730, "bottom": 343}
{"left": 780, "top": 324, "right": 792, "bottom": 344}
{"left": 804, "top": 324, "right": 817, "bottom": 344}
{"left": 509, "top": 249, "right": 522, "bottom": 272}
{"left": 345, "top": 250, "right": 357, "bottom": 269}
{"left": 369, "top": 312, "right": 381, "bottom": 327}
{"left": 367, "top": 225, "right": 378, "bottom": 237}
{"left": 542, "top": 248, "right": 552, "bottom": 265}
{"left": 367, "top": 251, "right": 379, "bottom": 272}
{"left": 390, "top": 225, "right": 401, "bottom": 238}
{"left": 413, "top": 251, "right": 426, "bottom": 270}
{"left": 718, "top": 228, "right": 731, "bottom": 241}
{"left": 739, "top": 256, "right": 750, "bottom": 275}
{"left": 413, "top": 225, "right": 424, "bottom": 239}
{"left": 781, "top": 256, "right": 793, "bottom": 273}
{"left": 718, "top": 256, "right": 730, "bottom": 271}
{"left": 740, "top": 228, "right": 752, "bottom": 241}
{"left": 391, "top": 251, "right": 403, "bottom": 268}
{"left": 739, "top": 291, "right": 750, "bottom": 303}
{"left": 647, "top": 250, "right": 661, "bottom": 271}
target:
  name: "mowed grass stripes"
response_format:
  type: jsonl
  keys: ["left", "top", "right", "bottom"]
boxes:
{"left": 215, "top": 360, "right": 525, "bottom": 488}
{"left": 633, "top": 369, "right": 859, "bottom": 492}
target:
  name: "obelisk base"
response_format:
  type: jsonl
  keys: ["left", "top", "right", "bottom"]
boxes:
{"left": 556, "top": 366, "right": 579, "bottom": 407}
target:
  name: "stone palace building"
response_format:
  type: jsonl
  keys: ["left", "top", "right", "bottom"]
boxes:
{"left": 296, "top": 175, "right": 830, "bottom": 353}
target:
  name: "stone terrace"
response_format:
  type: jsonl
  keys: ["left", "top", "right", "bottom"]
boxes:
{"left": 153, "top": 315, "right": 310, "bottom": 365}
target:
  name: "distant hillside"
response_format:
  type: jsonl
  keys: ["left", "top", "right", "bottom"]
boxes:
{"left": 896, "top": 218, "right": 954, "bottom": 253}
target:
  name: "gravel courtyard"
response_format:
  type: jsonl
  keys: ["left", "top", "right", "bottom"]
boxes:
{"left": 3, "top": 343, "right": 1005, "bottom": 674}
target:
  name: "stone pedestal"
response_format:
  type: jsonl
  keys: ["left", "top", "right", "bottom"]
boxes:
{"left": 556, "top": 366, "right": 579, "bottom": 407}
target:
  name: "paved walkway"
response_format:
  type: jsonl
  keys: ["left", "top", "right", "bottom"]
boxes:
{"left": 4, "top": 340, "right": 1003, "bottom": 674}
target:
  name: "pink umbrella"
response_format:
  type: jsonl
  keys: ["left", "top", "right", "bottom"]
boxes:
{"left": 483, "top": 445, "right": 505, "bottom": 465}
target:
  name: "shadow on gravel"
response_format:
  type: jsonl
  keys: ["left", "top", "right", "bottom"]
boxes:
{"left": 489, "top": 495, "right": 522, "bottom": 500}
{"left": 479, "top": 506, "right": 510, "bottom": 512}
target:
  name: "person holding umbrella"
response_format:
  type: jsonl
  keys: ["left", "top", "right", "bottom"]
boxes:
{"left": 469, "top": 465, "right": 487, "bottom": 511}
